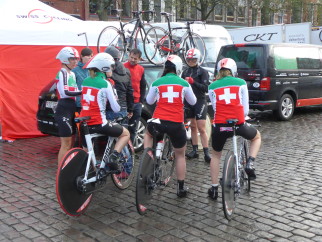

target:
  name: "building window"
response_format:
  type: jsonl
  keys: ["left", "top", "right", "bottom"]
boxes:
{"left": 215, "top": 4, "right": 223, "bottom": 21}
{"left": 252, "top": 8, "right": 257, "bottom": 26}
{"left": 237, "top": 7, "right": 245, "bottom": 23}
{"left": 226, "top": 5, "right": 235, "bottom": 22}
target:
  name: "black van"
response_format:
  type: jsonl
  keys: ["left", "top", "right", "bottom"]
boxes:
{"left": 216, "top": 43, "right": 322, "bottom": 120}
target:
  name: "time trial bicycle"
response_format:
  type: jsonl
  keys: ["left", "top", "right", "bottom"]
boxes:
{"left": 97, "top": 9, "right": 155, "bottom": 62}
{"left": 143, "top": 11, "right": 206, "bottom": 65}
{"left": 135, "top": 118, "right": 175, "bottom": 215}
{"left": 221, "top": 118, "right": 260, "bottom": 220}
{"left": 56, "top": 116, "right": 135, "bottom": 216}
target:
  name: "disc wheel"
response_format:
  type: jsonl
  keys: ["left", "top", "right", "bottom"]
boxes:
{"left": 136, "top": 148, "right": 156, "bottom": 215}
{"left": 143, "top": 26, "right": 169, "bottom": 65}
{"left": 160, "top": 135, "right": 175, "bottom": 186}
{"left": 182, "top": 32, "right": 206, "bottom": 65}
{"left": 56, "top": 148, "right": 95, "bottom": 216}
{"left": 222, "top": 151, "right": 237, "bottom": 221}
{"left": 111, "top": 141, "right": 136, "bottom": 189}
{"left": 97, "top": 26, "right": 125, "bottom": 60}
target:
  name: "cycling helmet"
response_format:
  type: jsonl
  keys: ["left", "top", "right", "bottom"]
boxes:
{"left": 217, "top": 58, "right": 237, "bottom": 77}
{"left": 105, "top": 46, "right": 121, "bottom": 60}
{"left": 165, "top": 55, "right": 183, "bottom": 76}
{"left": 185, "top": 48, "right": 201, "bottom": 63}
{"left": 56, "top": 47, "right": 80, "bottom": 64}
{"left": 84, "top": 53, "right": 115, "bottom": 72}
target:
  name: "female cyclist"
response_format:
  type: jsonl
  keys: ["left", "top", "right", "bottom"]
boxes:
{"left": 144, "top": 55, "right": 197, "bottom": 198}
{"left": 207, "top": 58, "right": 261, "bottom": 200}
{"left": 55, "top": 47, "right": 81, "bottom": 165}
{"left": 80, "top": 52, "right": 130, "bottom": 171}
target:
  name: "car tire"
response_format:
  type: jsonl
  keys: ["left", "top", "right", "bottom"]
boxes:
{"left": 134, "top": 117, "right": 147, "bottom": 152}
{"left": 274, "top": 94, "right": 294, "bottom": 121}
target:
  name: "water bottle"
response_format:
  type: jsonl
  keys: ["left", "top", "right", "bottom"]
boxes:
{"left": 155, "top": 140, "right": 164, "bottom": 158}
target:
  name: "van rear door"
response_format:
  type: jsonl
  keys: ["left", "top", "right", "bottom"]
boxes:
{"left": 217, "top": 44, "right": 267, "bottom": 105}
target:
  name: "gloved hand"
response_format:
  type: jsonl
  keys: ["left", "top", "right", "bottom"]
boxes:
{"left": 108, "top": 78, "right": 115, "bottom": 86}
{"left": 185, "top": 77, "right": 194, "bottom": 84}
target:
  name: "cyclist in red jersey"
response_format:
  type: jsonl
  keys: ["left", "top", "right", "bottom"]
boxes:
{"left": 55, "top": 47, "right": 81, "bottom": 165}
{"left": 80, "top": 53, "right": 130, "bottom": 171}
{"left": 207, "top": 58, "right": 261, "bottom": 200}
{"left": 144, "top": 55, "right": 197, "bottom": 197}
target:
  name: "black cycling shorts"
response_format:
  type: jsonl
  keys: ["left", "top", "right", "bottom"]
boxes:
{"left": 211, "top": 122, "right": 258, "bottom": 152}
{"left": 54, "top": 98, "right": 77, "bottom": 137}
{"left": 147, "top": 120, "right": 186, "bottom": 149}
{"left": 185, "top": 99, "right": 207, "bottom": 120}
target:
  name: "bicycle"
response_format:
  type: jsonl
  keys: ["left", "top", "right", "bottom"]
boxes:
{"left": 135, "top": 119, "right": 176, "bottom": 215}
{"left": 56, "top": 116, "right": 135, "bottom": 216}
{"left": 221, "top": 118, "right": 260, "bottom": 220}
{"left": 143, "top": 12, "right": 206, "bottom": 65}
{"left": 97, "top": 9, "right": 155, "bottom": 62}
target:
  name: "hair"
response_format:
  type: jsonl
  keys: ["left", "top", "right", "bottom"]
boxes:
{"left": 89, "top": 68, "right": 100, "bottom": 78}
{"left": 162, "top": 66, "right": 176, "bottom": 77}
{"left": 81, "top": 47, "right": 93, "bottom": 57}
{"left": 129, "top": 48, "right": 142, "bottom": 58}
{"left": 216, "top": 69, "right": 232, "bottom": 80}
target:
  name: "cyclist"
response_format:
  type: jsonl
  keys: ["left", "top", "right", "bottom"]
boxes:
{"left": 181, "top": 48, "right": 211, "bottom": 163}
{"left": 80, "top": 52, "right": 130, "bottom": 171}
{"left": 207, "top": 58, "right": 261, "bottom": 200}
{"left": 55, "top": 47, "right": 82, "bottom": 165}
{"left": 144, "top": 55, "right": 197, "bottom": 198}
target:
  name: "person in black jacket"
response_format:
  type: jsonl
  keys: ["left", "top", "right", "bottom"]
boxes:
{"left": 104, "top": 46, "right": 134, "bottom": 120}
{"left": 181, "top": 48, "right": 211, "bottom": 163}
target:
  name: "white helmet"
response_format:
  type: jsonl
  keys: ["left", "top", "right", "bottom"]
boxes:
{"left": 217, "top": 58, "right": 237, "bottom": 77}
{"left": 56, "top": 47, "right": 80, "bottom": 64}
{"left": 84, "top": 53, "right": 115, "bottom": 72}
{"left": 165, "top": 55, "right": 183, "bottom": 76}
{"left": 185, "top": 48, "right": 201, "bottom": 63}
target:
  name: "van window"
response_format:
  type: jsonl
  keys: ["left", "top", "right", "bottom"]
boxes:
{"left": 218, "top": 46, "right": 264, "bottom": 69}
{"left": 274, "top": 47, "right": 297, "bottom": 70}
{"left": 204, "top": 37, "right": 231, "bottom": 64}
{"left": 296, "top": 47, "right": 321, "bottom": 69}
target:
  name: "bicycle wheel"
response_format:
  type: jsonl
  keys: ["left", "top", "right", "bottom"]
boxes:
{"left": 134, "top": 25, "right": 154, "bottom": 61}
{"left": 160, "top": 135, "right": 175, "bottom": 185}
{"left": 182, "top": 32, "right": 206, "bottom": 65}
{"left": 239, "top": 138, "right": 250, "bottom": 192}
{"left": 143, "top": 26, "right": 170, "bottom": 65}
{"left": 112, "top": 140, "right": 135, "bottom": 189}
{"left": 56, "top": 148, "right": 95, "bottom": 216}
{"left": 97, "top": 26, "right": 125, "bottom": 60}
{"left": 136, "top": 148, "right": 156, "bottom": 215}
{"left": 222, "top": 151, "right": 237, "bottom": 221}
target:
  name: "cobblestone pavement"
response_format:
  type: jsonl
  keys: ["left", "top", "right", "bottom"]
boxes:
{"left": 1, "top": 107, "right": 322, "bottom": 241}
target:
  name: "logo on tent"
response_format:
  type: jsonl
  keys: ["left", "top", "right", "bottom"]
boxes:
{"left": 16, "top": 9, "right": 73, "bottom": 24}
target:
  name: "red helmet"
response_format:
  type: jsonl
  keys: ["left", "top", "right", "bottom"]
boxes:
{"left": 185, "top": 48, "right": 201, "bottom": 63}
{"left": 56, "top": 47, "right": 80, "bottom": 64}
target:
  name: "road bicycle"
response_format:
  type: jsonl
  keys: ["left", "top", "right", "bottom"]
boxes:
{"left": 143, "top": 12, "right": 206, "bottom": 65}
{"left": 97, "top": 9, "right": 155, "bottom": 62}
{"left": 221, "top": 118, "right": 260, "bottom": 220}
{"left": 56, "top": 116, "right": 135, "bottom": 216}
{"left": 136, "top": 119, "right": 175, "bottom": 215}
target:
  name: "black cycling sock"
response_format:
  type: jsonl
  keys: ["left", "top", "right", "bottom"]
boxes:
{"left": 203, "top": 147, "right": 209, "bottom": 156}
{"left": 248, "top": 156, "right": 255, "bottom": 162}
{"left": 177, "top": 180, "right": 184, "bottom": 190}
{"left": 192, "top": 145, "right": 198, "bottom": 152}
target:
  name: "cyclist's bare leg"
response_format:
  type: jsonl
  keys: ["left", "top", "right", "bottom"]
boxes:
{"left": 249, "top": 130, "right": 261, "bottom": 158}
{"left": 196, "top": 119, "right": 209, "bottom": 148}
{"left": 189, "top": 118, "right": 198, "bottom": 145}
{"left": 143, "top": 130, "right": 153, "bottom": 149}
{"left": 113, "top": 127, "right": 130, "bottom": 153}
{"left": 174, "top": 146, "right": 186, "bottom": 180}
{"left": 58, "top": 136, "right": 74, "bottom": 165}
{"left": 210, "top": 150, "right": 222, "bottom": 184}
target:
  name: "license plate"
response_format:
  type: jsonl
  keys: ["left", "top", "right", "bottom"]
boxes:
{"left": 45, "top": 101, "right": 57, "bottom": 109}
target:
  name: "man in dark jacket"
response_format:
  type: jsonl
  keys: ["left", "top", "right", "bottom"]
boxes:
{"left": 105, "top": 46, "right": 134, "bottom": 120}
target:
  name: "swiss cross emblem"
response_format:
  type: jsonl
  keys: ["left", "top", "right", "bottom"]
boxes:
{"left": 83, "top": 89, "right": 95, "bottom": 103}
{"left": 186, "top": 49, "right": 194, "bottom": 58}
{"left": 219, "top": 88, "right": 236, "bottom": 104}
{"left": 162, "top": 86, "right": 179, "bottom": 103}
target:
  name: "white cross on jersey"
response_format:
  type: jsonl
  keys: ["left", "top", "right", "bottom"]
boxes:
{"left": 83, "top": 89, "right": 95, "bottom": 103}
{"left": 219, "top": 88, "right": 236, "bottom": 104}
{"left": 162, "top": 86, "right": 179, "bottom": 103}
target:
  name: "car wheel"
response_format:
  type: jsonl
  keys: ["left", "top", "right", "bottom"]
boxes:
{"left": 134, "top": 117, "right": 147, "bottom": 152}
{"left": 274, "top": 94, "right": 294, "bottom": 121}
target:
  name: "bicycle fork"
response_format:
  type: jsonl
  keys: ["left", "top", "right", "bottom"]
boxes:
{"left": 232, "top": 135, "right": 241, "bottom": 195}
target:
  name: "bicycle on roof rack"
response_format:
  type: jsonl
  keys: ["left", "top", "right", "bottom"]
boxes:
{"left": 97, "top": 9, "right": 155, "bottom": 62}
{"left": 56, "top": 116, "right": 135, "bottom": 216}
{"left": 143, "top": 12, "right": 206, "bottom": 65}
